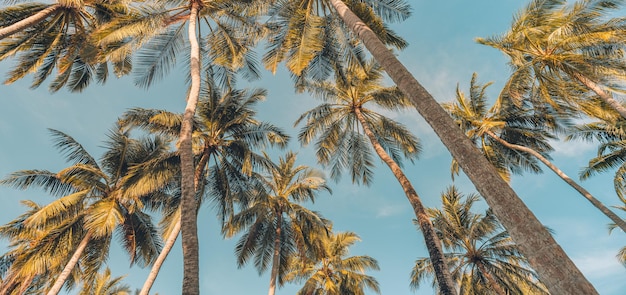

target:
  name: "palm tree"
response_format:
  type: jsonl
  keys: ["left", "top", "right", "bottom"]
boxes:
{"left": 477, "top": 0, "right": 626, "bottom": 118}
{"left": 296, "top": 60, "right": 457, "bottom": 294}
{"left": 118, "top": 79, "right": 289, "bottom": 295}
{"left": 445, "top": 73, "right": 626, "bottom": 233}
{"left": 78, "top": 267, "right": 131, "bottom": 295}
{"left": 224, "top": 151, "right": 331, "bottom": 295}
{"left": 284, "top": 229, "right": 380, "bottom": 295}
{"left": 0, "top": 0, "right": 132, "bottom": 92}
{"left": 0, "top": 128, "right": 167, "bottom": 294}
{"left": 94, "top": 3, "right": 265, "bottom": 292}
{"left": 410, "top": 186, "right": 548, "bottom": 295}
{"left": 269, "top": 0, "right": 595, "bottom": 292}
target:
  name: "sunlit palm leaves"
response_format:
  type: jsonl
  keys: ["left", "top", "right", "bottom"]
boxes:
{"left": 224, "top": 151, "right": 331, "bottom": 295}
{"left": 93, "top": 0, "right": 265, "bottom": 89}
{"left": 0, "top": 127, "right": 171, "bottom": 292}
{"left": 443, "top": 73, "right": 557, "bottom": 182}
{"left": 410, "top": 186, "right": 548, "bottom": 295}
{"left": 295, "top": 59, "right": 420, "bottom": 185}
{"left": 264, "top": 0, "right": 410, "bottom": 79}
{"left": 285, "top": 230, "right": 380, "bottom": 295}
{"left": 477, "top": 0, "right": 626, "bottom": 117}
{"left": 0, "top": 0, "right": 132, "bottom": 92}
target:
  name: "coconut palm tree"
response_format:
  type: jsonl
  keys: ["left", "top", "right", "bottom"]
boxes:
{"left": 224, "top": 151, "right": 331, "bottom": 295}
{"left": 445, "top": 73, "right": 626, "bottom": 232}
{"left": 0, "top": 128, "right": 168, "bottom": 294}
{"left": 93, "top": 3, "right": 265, "bottom": 292}
{"left": 284, "top": 229, "right": 380, "bottom": 295}
{"left": 477, "top": 0, "right": 626, "bottom": 118}
{"left": 78, "top": 267, "right": 131, "bottom": 295}
{"left": 295, "top": 59, "right": 458, "bottom": 294}
{"left": 0, "top": 0, "right": 133, "bottom": 92}
{"left": 410, "top": 186, "right": 548, "bottom": 295}
{"left": 270, "top": 0, "right": 594, "bottom": 292}
{"left": 118, "top": 78, "right": 289, "bottom": 295}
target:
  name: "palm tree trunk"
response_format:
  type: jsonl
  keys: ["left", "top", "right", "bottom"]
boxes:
{"left": 571, "top": 71, "right": 626, "bottom": 119}
{"left": 17, "top": 274, "right": 34, "bottom": 295}
{"left": 46, "top": 231, "right": 92, "bottom": 295}
{"left": 268, "top": 212, "right": 282, "bottom": 295}
{"left": 485, "top": 130, "right": 626, "bottom": 232}
{"left": 180, "top": 1, "right": 202, "bottom": 294}
{"left": 475, "top": 261, "right": 507, "bottom": 295}
{"left": 354, "top": 108, "right": 456, "bottom": 295}
{"left": 0, "top": 4, "right": 61, "bottom": 39}
{"left": 329, "top": 1, "right": 598, "bottom": 294}
{"left": 140, "top": 148, "right": 211, "bottom": 295}
{"left": 139, "top": 219, "right": 181, "bottom": 295}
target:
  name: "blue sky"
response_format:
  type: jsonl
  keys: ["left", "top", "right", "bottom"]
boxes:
{"left": 1, "top": 0, "right": 625, "bottom": 294}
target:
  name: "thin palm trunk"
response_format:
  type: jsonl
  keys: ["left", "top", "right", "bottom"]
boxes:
{"left": 329, "top": 1, "right": 598, "bottom": 293}
{"left": 571, "top": 71, "right": 626, "bottom": 119}
{"left": 354, "top": 108, "right": 456, "bottom": 295}
{"left": 17, "top": 274, "right": 34, "bottom": 295}
{"left": 485, "top": 130, "right": 626, "bottom": 232}
{"left": 0, "top": 4, "right": 61, "bottom": 39}
{"left": 268, "top": 211, "right": 282, "bottom": 295}
{"left": 140, "top": 148, "right": 210, "bottom": 295}
{"left": 46, "top": 231, "right": 93, "bottom": 295}
{"left": 180, "top": 1, "right": 202, "bottom": 293}
{"left": 475, "top": 261, "right": 507, "bottom": 295}
{"left": 139, "top": 219, "right": 181, "bottom": 295}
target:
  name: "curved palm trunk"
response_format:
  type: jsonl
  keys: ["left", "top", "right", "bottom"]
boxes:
{"left": 485, "top": 130, "right": 626, "bottom": 232}
{"left": 329, "top": 1, "right": 598, "bottom": 294}
{"left": 268, "top": 212, "right": 283, "bottom": 295}
{"left": 140, "top": 150, "right": 210, "bottom": 295}
{"left": 46, "top": 231, "right": 92, "bottom": 295}
{"left": 0, "top": 4, "right": 61, "bottom": 39}
{"left": 475, "top": 261, "right": 507, "bottom": 295}
{"left": 571, "top": 72, "right": 626, "bottom": 119}
{"left": 180, "top": 1, "right": 202, "bottom": 294}
{"left": 139, "top": 219, "right": 181, "bottom": 295}
{"left": 354, "top": 108, "right": 456, "bottom": 295}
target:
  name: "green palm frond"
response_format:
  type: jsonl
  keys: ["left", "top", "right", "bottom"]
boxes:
{"left": 411, "top": 186, "right": 548, "bottom": 294}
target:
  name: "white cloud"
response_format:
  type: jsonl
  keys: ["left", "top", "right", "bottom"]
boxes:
{"left": 376, "top": 204, "right": 406, "bottom": 218}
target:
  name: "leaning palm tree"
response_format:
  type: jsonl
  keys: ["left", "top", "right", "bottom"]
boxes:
{"left": 296, "top": 59, "right": 456, "bottom": 294}
{"left": 269, "top": 0, "right": 594, "bottom": 292}
{"left": 410, "top": 186, "right": 548, "bottom": 295}
{"left": 477, "top": 0, "right": 626, "bottom": 118}
{"left": 224, "top": 151, "right": 331, "bottom": 295}
{"left": 445, "top": 73, "right": 626, "bottom": 232}
{"left": 0, "top": 128, "right": 167, "bottom": 294}
{"left": 94, "top": 3, "right": 265, "bottom": 292}
{"left": 118, "top": 78, "right": 290, "bottom": 295}
{"left": 0, "top": 0, "right": 133, "bottom": 92}
{"left": 284, "top": 229, "right": 380, "bottom": 295}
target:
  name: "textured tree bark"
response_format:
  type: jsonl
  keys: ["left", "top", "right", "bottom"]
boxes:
{"left": 180, "top": 1, "right": 202, "bottom": 293}
{"left": 0, "top": 5, "right": 61, "bottom": 39}
{"left": 268, "top": 211, "right": 282, "bottom": 295}
{"left": 485, "top": 130, "right": 626, "bottom": 232}
{"left": 329, "top": 0, "right": 598, "bottom": 293}
{"left": 571, "top": 71, "right": 626, "bottom": 119}
{"left": 354, "top": 108, "right": 456, "bottom": 295}
{"left": 46, "top": 232, "right": 92, "bottom": 295}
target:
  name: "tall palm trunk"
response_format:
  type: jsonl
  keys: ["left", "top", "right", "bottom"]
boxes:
{"left": 571, "top": 72, "right": 626, "bottom": 119}
{"left": 485, "top": 130, "right": 626, "bottom": 232}
{"left": 268, "top": 211, "right": 282, "bottom": 295}
{"left": 354, "top": 108, "right": 456, "bottom": 295}
{"left": 329, "top": 0, "right": 598, "bottom": 294}
{"left": 475, "top": 261, "right": 507, "bottom": 295}
{"left": 46, "top": 231, "right": 93, "bottom": 295}
{"left": 180, "top": 1, "right": 202, "bottom": 293}
{"left": 0, "top": 5, "right": 61, "bottom": 39}
{"left": 140, "top": 149, "right": 211, "bottom": 295}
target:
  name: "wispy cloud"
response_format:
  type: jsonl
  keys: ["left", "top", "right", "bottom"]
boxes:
{"left": 376, "top": 204, "right": 406, "bottom": 218}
